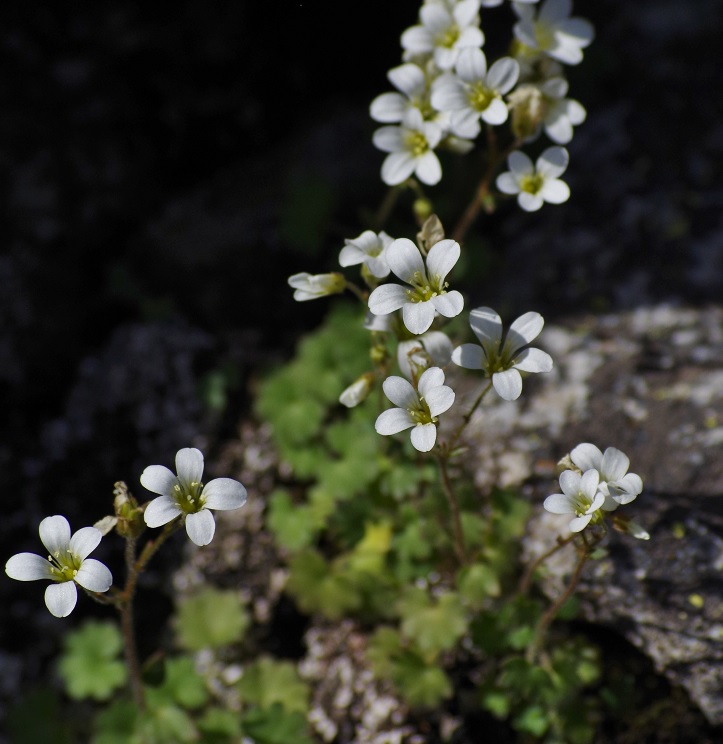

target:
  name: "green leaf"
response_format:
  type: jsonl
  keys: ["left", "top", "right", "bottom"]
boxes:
{"left": 481, "top": 688, "right": 511, "bottom": 719}
{"left": 198, "top": 708, "right": 242, "bottom": 743}
{"left": 457, "top": 562, "right": 501, "bottom": 607}
{"left": 491, "top": 488, "right": 531, "bottom": 540}
{"left": 514, "top": 704, "right": 550, "bottom": 737}
{"left": 242, "top": 704, "right": 314, "bottom": 744}
{"left": 93, "top": 700, "right": 141, "bottom": 744}
{"left": 175, "top": 588, "right": 250, "bottom": 651}
{"left": 398, "top": 588, "right": 468, "bottom": 655}
{"left": 147, "top": 656, "right": 209, "bottom": 710}
{"left": 137, "top": 704, "right": 198, "bottom": 743}
{"left": 267, "top": 490, "right": 320, "bottom": 551}
{"left": 7, "top": 687, "right": 74, "bottom": 744}
{"left": 237, "top": 657, "right": 309, "bottom": 714}
{"left": 58, "top": 621, "right": 127, "bottom": 701}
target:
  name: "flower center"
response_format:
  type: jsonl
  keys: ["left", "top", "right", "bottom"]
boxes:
{"left": 533, "top": 21, "right": 556, "bottom": 52}
{"left": 408, "top": 396, "right": 436, "bottom": 426}
{"left": 436, "top": 24, "right": 460, "bottom": 49}
{"left": 404, "top": 130, "right": 429, "bottom": 157}
{"left": 48, "top": 549, "right": 83, "bottom": 583}
{"left": 468, "top": 82, "right": 495, "bottom": 112}
{"left": 173, "top": 480, "right": 205, "bottom": 515}
{"left": 520, "top": 173, "right": 544, "bottom": 194}
{"left": 405, "top": 271, "right": 447, "bottom": 303}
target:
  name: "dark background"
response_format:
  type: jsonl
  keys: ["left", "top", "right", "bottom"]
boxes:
{"left": 1, "top": 0, "right": 722, "bottom": 736}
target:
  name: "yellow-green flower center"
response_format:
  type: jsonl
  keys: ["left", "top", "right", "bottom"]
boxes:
{"left": 436, "top": 24, "right": 460, "bottom": 49}
{"left": 405, "top": 270, "right": 447, "bottom": 303}
{"left": 174, "top": 480, "right": 206, "bottom": 515}
{"left": 404, "top": 131, "right": 429, "bottom": 157}
{"left": 468, "top": 82, "right": 495, "bottom": 112}
{"left": 408, "top": 396, "right": 436, "bottom": 426}
{"left": 48, "top": 549, "right": 83, "bottom": 583}
{"left": 534, "top": 21, "right": 555, "bottom": 51}
{"left": 520, "top": 173, "right": 544, "bottom": 195}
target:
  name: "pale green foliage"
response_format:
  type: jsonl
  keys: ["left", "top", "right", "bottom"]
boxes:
{"left": 58, "top": 621, "right": 127, "bottom": 701}
{"left": 398, "top": 587, "right": 468, "bottom": 655}
{"left": 175, "top": 588, "right": 250, "bottom": 651}
{"left": 237, "top": 657, "right": 309, "bottom": 714}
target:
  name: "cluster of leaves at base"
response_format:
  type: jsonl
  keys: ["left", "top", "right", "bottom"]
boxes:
{"left": 57, "top": 590, "right": 313, "bottom": 744}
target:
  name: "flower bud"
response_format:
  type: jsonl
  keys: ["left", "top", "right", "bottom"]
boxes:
{"left": 288, "top": 272, "right": 346, "bottom": 301}
{"left": 508, "top": 84, "right": 545, "bottom": 141}
{"left": 339, "top": 372, "right": 375, "bottom": 408}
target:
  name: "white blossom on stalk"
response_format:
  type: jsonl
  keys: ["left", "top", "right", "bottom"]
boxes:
{"left": 5, "top": 515, "right": 112, "bottom": 618}
{"left": 496, "top": 146, "right": 570, "bottom": 211}
{"left": 543, "top": 469, "right": 605, "bottom": 532}
{"left": 452, "top": 306, "right": 552, "bottom": 400}
{"left": 339, "top": 230, "right": 394, "bottom": 279}
{"left": 513, "top": 0, "right": 594, "bottom": 66}
{"left": 570, "top": 443, "right": 643, "bottom": 510}
{"left": 397, "top": 330, "right": 453, "bottom": 380}
{"left": 375, "top": 367, "right": 455, "bottom": 452}
{"left": 141, "top": 448, "right": 247, "bottom": 547}
{"left": 288, "top": 272, "right": 346, "bottom": 302}
{"left": 370, "top": 64, "right": 433, "bottom": 125}
{"left": 402, "top": 0, "right": 484, "bottom": 71}
{"left": 373, "top": 108, "right": 443, "bottom": 186}
{"left": 368, "top": 238, "right": 464, "bottom": 335}
{"left": 431, "top": 48, "right": 519, "bottom": 137}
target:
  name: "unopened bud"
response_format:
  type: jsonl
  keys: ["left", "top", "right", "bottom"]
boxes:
{"left": 508, "top": 84, "right": 545, "bottom": 141}
{"left": 416, "top": 214, "right": 445, "bottom": 255}
{"left": 288, "top": 272, "right": 346, "bottom": 301}
{"left": 339, "top": 372, "right": 375, "bottom": 408}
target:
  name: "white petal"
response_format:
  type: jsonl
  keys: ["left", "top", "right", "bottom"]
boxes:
{"left": 496, "top": 172, "right": 521, "bottom": 195}
{"left": 508, "top": 150, "right": 534, "bottom": 177}
{"left": 373, "top": 125, "right": 406, "bottom": 153}
{"left": 469, "top": 306, "right": 503, "bottom": 349}
{"left": 430, "top": 77, "right": 468, "bottom": 112}
{"left": 426, "top": 239, "right": 460, "bottom": 283}
{"left": 5, "top": 553, "right": 53, "bottom": 582}
{"left": 518, "top": 192, "right": 544, "bottom": 211}
{"left": 559, "top": 469, "right": 582, "bottom": 498}
{"left": 540, "top": 178, "right": 570, "bottom": 204}
{"left": 540, "top": 0, "right": 572, "bottom": 24}
{"left": 570, "top": 443, "right": 603, "bottom": 472}
{"left": 431, "top": 291, "right": 464, "bottom": 318}
{"left": 415, "top": 151, "right": 442, "bottom": 186}
{"left": 434, "top": 46, "right": 458, "bottom": 72}
{"left": 398, "top": 339, "right": 425, "bottom": 380}
{"left": 383, "top": 375, "right": 418, "bottom": 409}
{"left": 376, "top": 408, "right": 416, "bottom": 435}
{"left": 176, "top": 448, "right": 204, "bottom": 487}
{"left": 69, "top": 527, "right": 102, "bottom": 561}
{"left": 543, "top": 493, "right": 574, "bottom": 515}
{"left": 513, "top": 19, "right": 538, "bottom": 48}
{"left": 486, "top": 57, "right": 519, "bottom": 94}
{"left": 366, "top": 255, "right": 391, "bottom": 279}
{"left": 418, "top": 366, "right": 445, "bottom": 396}
{"left": 368, "top": 283, "right": 409, "bottom": 316}
{"left": 480, "top": 98, "right": 508, "bottom": 126}
{"left": 401, "top": 25, "right": 434, "bottom": 54}
{"left": 451, "top": 343, "right": 484, "bottom": 370}
{"left": 339, "top": 243, "right": 366, "bottom": 267}
{"left": 454, "top": 0, "right": 481, "bottom": 27}
{"left": 420, "top": 4, "right": 452, "bottom": 34}
{"left": 492, "top": 368, "right": 523, "bottom": 400}
{"left": 544, "top": 114, "right": 573, "bottom": 144}
{"left": 569, "top": 514, "right": 592, "bottom": 532}
{"left": 140, "top": 464, "right": 178, "bottom": 497}
{"left": 203, "top": 478, "right": 248, "bottom": 511}
{"left": 541, "top": 77, "right": 568, "bottom": 99}
{"left": 74, "top": 559, "right": 113, "bottom": 592}
{"left": 588, "top": 490, "right": 605, "bottom": 513}
{"left": 422, "top": 331, "right": 453, "bottom": 366}
{"left": 580, "top": 469, "right": 600, "bottom": 499}
{"left": 565, "top": 99, "right": 587, "bottom": 126}
{"left": 382, "top": 151, "right": 417, "bottom": 186}
{"left": 456, "top": 47, "right": 487, "bottom": 84}
{"left": 39, "top": 516, "right": 71, "bottom": 556}
{"left": 144, "top": 496, "right": 183, "bottom": 528}
{"left": 600, "top": 448, "right": 630, "bottom": 482}
{"left": 507, "top": 311, "right": 544, "bottom": 350}
{"left": 558, "top": 17, "right": 595, "bottom": 47}
{"left": 45, "top": 581, "right": 77, "bottom": 617}
{"left": 451, "top": 110, "right": 482, "bottom": 139}
{"left": 411, "top": 423, "right": 437, "bottom": 452}
{"left": 403, "top": 300, "right": 436, "bottom": 335}
{"left": 536, "top": 146, "right": 568, "bottom": 178}
{"left": 609, "top": 474, "right": 643, "bottom": 504}
{"left": 515, "top": 347, "right": 552, "bottom": 373}
{"left": 425, "top": 386, "right": 455, "bottom": 417}
{"left": 185, "top": 510, "right": 216, "bottom": 546}
{"left": 370, "top": 93, "right": 408, "bottom": 123}
{"left": 388, "top": 63, "right": 427, "bottom": 97}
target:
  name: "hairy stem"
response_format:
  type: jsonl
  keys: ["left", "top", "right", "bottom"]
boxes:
{"left": 437, "top": 454, "right": 467, "bottom": 566}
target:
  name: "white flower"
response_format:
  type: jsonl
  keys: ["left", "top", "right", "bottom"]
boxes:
{"left": 402, "top": 0, "right": 484, "bottom": 71}
{"left": 368, "top": 237, "right": 464, "bottom": 335}
{"left": 544, "top": 469, "right": 605, "bottom": 532}
{"left": 373, "top": 108, "right": 444, "bottom": 186}
{"left": 5, "top": 515, "right": 112, "bottom": 618}
{"left": 451, "top": 306, "right": 552, "bottom": 400}
{"left": 536, "top": 77, "right": 586, "bottom": 144}
{"left": 375, "top": 367, "right": 455, "bottom": 452}
{"left": 370, "top": 64, "right": 433, "bottom": 124}
{"left": 496, "top": 146, "right": 570, "bottom": 211}
{"left": 513, "top": 0, "right": 594, "bottom": 66}
{"left": 141, "top": 447, "right": 247, "bottom": 547}
{"left": 288, "top": 272, "right": 346, "bottom": 302}
{"left": 431, "top": 48, "right": 519, "bottom": 137}
{"left": 570, "top": 443, "right": 643, "bottom": 510}
{"left": 339, "top": 373, "right": 375, "bottom": 408}
{"left": 339, "top": 230, "right": 394, "bottom": 279}
{"left": 397, "top": 330, "right": 453, "bottom": 380}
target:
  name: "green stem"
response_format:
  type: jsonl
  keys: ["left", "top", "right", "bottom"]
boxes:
{"left": 436, "top": 454, "right": 467, "bottom": 566}
{"left": 446, "top": 381, "right": 492, "bottom": 453}
{"left": 120, "top": 536, "right": 145, "bottom": 710}
{"left": 344, "top": 280, "right": 368, "bottom": 304}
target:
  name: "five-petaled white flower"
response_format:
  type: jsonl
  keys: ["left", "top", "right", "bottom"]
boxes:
{"left": 452, "top": 306, "right": 552, "bottom": 400}
{"left": 513, "top": 0, "right": 594, "bottom": 66}
{"left": 570, "top": 443, "right": 643, "bottom": 510}
{"left": 402, "top": 0, "right": 484, "bottom": 71}
{"left": 5, "top": 515, "right": 112, "bottom": 618}
{"left": 496, "top": 146, "right": 570, "bottom": 211}
{"left": 339, "top": 230, "right": 394, "bottom": 279}
{"left": 431, "top": 48, "right": 519, "bottom": 137}
{"left": 141, "top": 447, "right": 247, "bottom": 547}
{"left": 375, "top": 367, "right": 455, "bottom": 452}
{"left": 373, "top": 108, "right": 444, "bottom": 186}
{"left": 543, "top": 469, "right": 605, "bottom": 532}
{"left": 534, "top": 77, "right": 586, "bottom": 144}
{"left": 288, "top": 272, "right": 346, "bottom": 302}
{"left": 368, "top": 237, "right": 464, "bottom": 335}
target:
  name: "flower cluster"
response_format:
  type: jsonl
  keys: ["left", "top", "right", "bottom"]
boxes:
{"left": 544, "top": 444, "right": 647, "bottom": 536}
{"left": 369, "top": 0, "right": 592, "bottom": 208}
